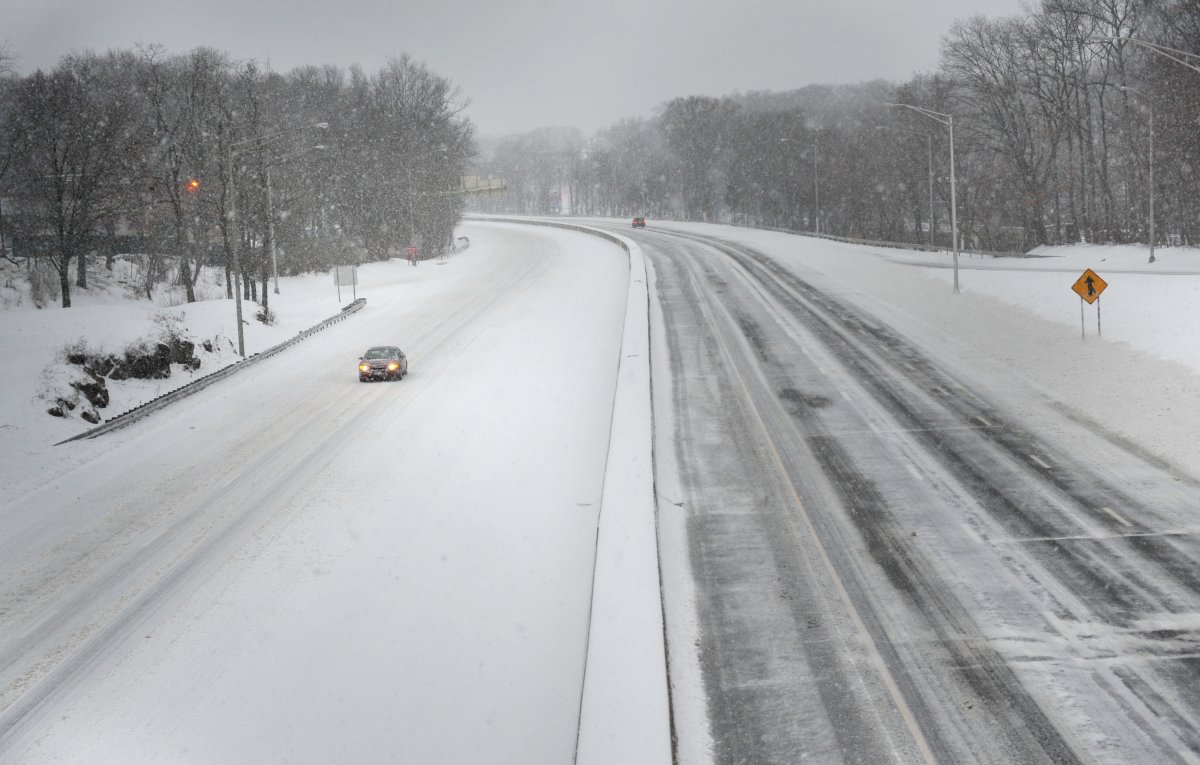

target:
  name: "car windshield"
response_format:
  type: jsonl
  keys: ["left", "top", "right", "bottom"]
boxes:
{"left": 363, "top": 348, "right": 394, "bottom": 359}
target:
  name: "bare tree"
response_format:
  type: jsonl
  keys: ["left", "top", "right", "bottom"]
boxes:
{"left": 660, "top": 96, "right": 739, "bottom": 221}
{"left": 8, "top": 53, "right": 142, "bottom": 306}
{"left": 137, "top": 46, "right": 230, "bottom": 303}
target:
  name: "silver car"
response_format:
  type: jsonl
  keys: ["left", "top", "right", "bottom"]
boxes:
{"left": 357, "top": 346, "right": 408, "bottom": 382}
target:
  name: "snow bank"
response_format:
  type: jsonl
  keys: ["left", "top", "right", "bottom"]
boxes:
{"left": 864, "top": 240, "right": 1200, "bottom": 378}
{"left": 574, "top": 236, "right": 671, "bottom": 765}
{"left": 470, "top": 216, "right": 671, "bottom": 763}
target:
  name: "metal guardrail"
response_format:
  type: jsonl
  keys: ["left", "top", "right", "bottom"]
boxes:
{"left": 56, "top": 298, "right": 368, "bottom": 445}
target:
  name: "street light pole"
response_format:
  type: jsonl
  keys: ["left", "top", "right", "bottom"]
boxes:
{"left": 887, "top": 102, "right": 960, "bottom": 293}
{"left": 1120, "top": 85, "right": 1155, "bottom": 264}
{"left": 1149, "top": 98, "right": 1155, "bottom": 263}
{"left": 812, "top": 142, "right": 820, "bottom": 235}
{"left": 264, "top": 142, "right": 327, "bottom": 294}
{"left": 1089, "top": 36, "right": 1200, "bottom": 262}
{"left": 266, "top": 165, "right": 279, "bottom": 294}
{"left": 224, "top": 143, "right": 246, "bottom": 357}
{"left": 1088, "top": 36, "right": 1200, "bottom": 76}
{"left": 949, "top": 112, "right": 959, "bottom": 290}
{"left": 224, "top": 122, "right": 328, "bottom": 353}
{"left": 927, "top": 133, "right": 935, "bottom": 248}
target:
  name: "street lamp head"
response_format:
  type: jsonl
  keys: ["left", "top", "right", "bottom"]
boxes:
{"left": 313, "top": 122, "right": 329, "bottom": 129}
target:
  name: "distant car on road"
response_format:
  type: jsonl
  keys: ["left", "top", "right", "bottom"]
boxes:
{"left": 632, "top": 216, "right": 646, "bottom": 228}
{"left": 358, "top": 346, "right": 408, "bottom": 382}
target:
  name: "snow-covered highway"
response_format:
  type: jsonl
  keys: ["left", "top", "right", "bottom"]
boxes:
{"left": 9, "top": 215, "right": 1200, "bottom": 764}
{"left": 0, "top": 222, "right": 631, "bottom": 763}
{"left": 607, "top": 220, "right": 1200, "bottom": 764}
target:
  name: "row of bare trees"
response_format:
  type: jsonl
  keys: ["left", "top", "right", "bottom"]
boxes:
{"left": 0, "top": 46, "right": 475, "bottom": 308}
{"left": 476, "top": 0, "right": 1200, "bottom": 253}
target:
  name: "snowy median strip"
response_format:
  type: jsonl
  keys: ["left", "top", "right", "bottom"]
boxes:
{"left": 469, "top": 215, "right": 672, "bottom": 764}
{"left": 56, "top": 298, "right": 367, "bottom": 445}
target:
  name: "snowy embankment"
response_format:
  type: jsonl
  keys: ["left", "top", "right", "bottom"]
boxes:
{"left": 469, "top": 215, "right": 671, "bottom": 764}
{"left": 895, "top": 242, "right": 1200, "bottom": 374}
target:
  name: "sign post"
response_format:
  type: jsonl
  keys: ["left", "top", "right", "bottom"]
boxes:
{"left": 1070, "top": 268, "right": 1107, "bottom": 339}
{"left": 335, "top": 264, "right": 358, "bottom": 301}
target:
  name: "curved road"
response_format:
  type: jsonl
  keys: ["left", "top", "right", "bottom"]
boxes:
{"left": 597, "top": 221, "right": 1200, "bottom": 764}
{"left": 0, "top": 222, "right": 629, "bottom": 764}
{"left": 8, "top": 216, "right": 1200, "bottom": 764}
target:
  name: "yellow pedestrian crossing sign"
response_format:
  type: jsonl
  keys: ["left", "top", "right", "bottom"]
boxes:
{"left": 1071, "top": 269, "right": 1107, "bottom": 305}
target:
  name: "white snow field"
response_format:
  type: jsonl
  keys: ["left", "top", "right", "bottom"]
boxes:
{"left": 0, "top": 222, "right": 640, "bottom": 763}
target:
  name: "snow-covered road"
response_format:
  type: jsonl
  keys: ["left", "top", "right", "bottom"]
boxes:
{"left": 595, "top": 219, "right": 1200, "bottom": 764}
{"left": 0, "top": 222, "right": 629, "bottom": 763}
{"left": 12, "top": 212, "right": 1200, "bottom": 764}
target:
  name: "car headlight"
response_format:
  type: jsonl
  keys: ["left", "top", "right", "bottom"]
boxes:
{"left": 387, "top": 362, "right": 399, "bottom": 370}
{"left": 359, "top": 364, "right": 370, "bottom": 372}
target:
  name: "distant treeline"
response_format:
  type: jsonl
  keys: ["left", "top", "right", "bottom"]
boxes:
{"left": 475, "top": 0, "right": 1200, "bottom": 254}
{"left": 0, "top": 46, "right": 475, "bottom": 307}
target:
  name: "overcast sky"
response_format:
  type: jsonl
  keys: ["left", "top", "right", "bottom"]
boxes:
{"left": 4, "top": 0, "right": 1027, "bottom": 137}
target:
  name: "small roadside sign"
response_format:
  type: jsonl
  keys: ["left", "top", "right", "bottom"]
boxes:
{"left": 334, "top": 265, "right": 358, "bottom": 287}
{"left": 1071, "top": 268, "right": 1107, "bottom": 339}
{"left": 335, "top": 264, "right": 358, "bottom": 301}
{"left": 1071, "top": 268, "right": 1107, "bottom": 304}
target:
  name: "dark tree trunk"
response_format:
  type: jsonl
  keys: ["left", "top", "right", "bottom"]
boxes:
{"left": 171, "top": 199, "right": 196, "bottom": 303}
{"left": 105, "top": 219, "right": 116, "bottom": 271}
{"left": 57, "top": 255, "right": 72, "bottom": 308}
{"left": 178, "top": 251, "right": 196, "bottom": 303}
{"left": 259, "top": 261, "right": 269, "bottom": 316}
{"left": 145, "top": 255, "right": 156, "bottom": 301}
